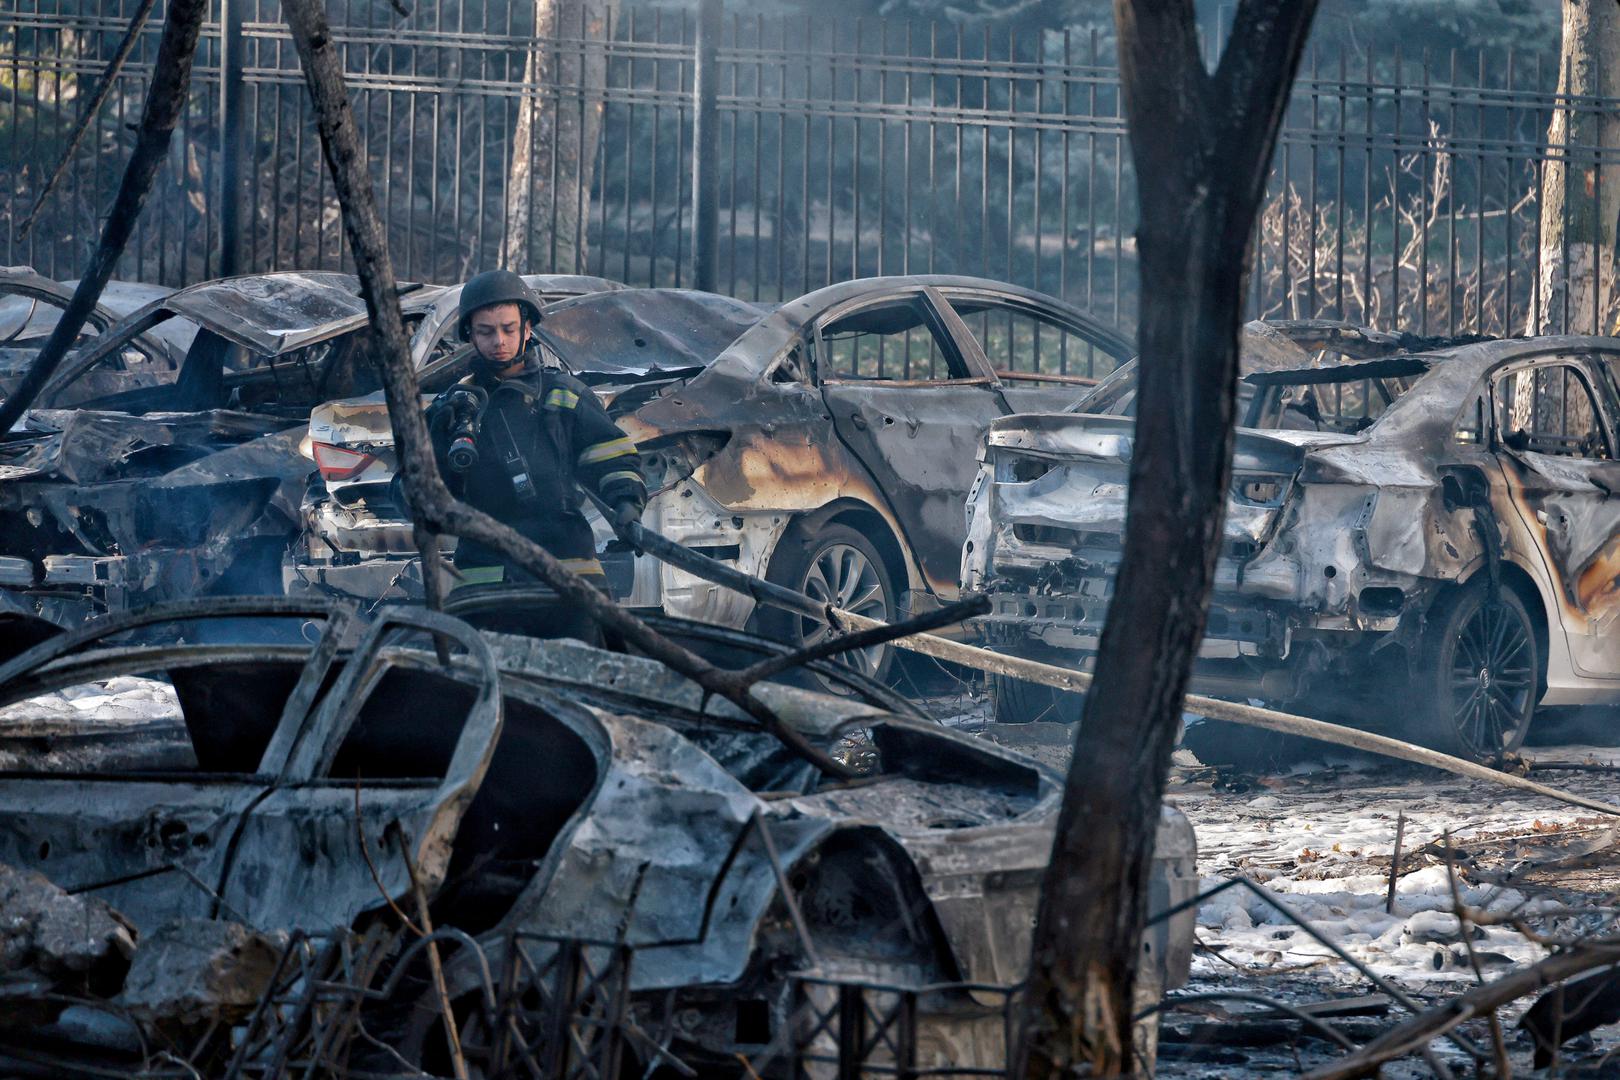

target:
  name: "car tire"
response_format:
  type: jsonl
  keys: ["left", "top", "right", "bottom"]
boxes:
{"left": 758, "top": 521, "right": 897, "bottom": 691}
{"left": 1409, "top": 578, "right": 1541, "bottom": 763}
{"left": 990, "top": 673, "right": 1084, "bottom": 725}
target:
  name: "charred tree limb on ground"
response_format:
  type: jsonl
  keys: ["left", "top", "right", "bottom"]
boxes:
{"left": 0, "top": 0, "right": 208, "bottom": 434}
{"left": 1303, "top": 941, "right": 1620, "bottom": 1080}
{"left": 16, "top": 0, "right": 161, "bottom": 242}
{"left": 1016, "top": 1, "right": 1319, "bottom": 1075}
{"left": 280, "top": 0, "right": 856, "bottom": 781}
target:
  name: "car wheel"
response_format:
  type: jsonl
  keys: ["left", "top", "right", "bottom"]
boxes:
{"left": 990, "top": 673, "right": 1083, "bottom": 725}
{"left": 1410, "top": 579, "right": 1541, "bottom": 763}
{"left": 760, "top": 522, "right": 897, "bottom": 691}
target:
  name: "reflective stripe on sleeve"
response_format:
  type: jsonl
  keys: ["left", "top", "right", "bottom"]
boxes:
{"left": 600, "top": 469, "right": 646, "bottom": 489}
{"left": 577, "top": 436, "right": 636, "bottom": 466}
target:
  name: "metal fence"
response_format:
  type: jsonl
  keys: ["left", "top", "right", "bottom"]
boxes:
{"left": 4, "top": 0, "right": 1618, "bottom": 341}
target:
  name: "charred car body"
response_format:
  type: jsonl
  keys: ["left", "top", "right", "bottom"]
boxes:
{"left": 965, "top": 326, "right": 1620, "bottom": 761}
{"left": 293, "top": 276, "right": 1133, "bottom": 682}
{"left": 0, "top": 599, "right": 1196, "bottom": 1074}
{"left": 0, "top": 266, "right": 191, "bottom": 390}
{"left": 0, "top": 273, "right": 615, "bottom": 653}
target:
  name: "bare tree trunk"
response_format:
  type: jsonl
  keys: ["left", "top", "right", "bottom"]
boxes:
{"left": 1529, "top": 0, "right": 1620, "bottom": 336}
{"left": 501, "top": 0, "right": 610, "bottom": 274}
{"left": 1016, "top": 1, "right": 1317, "bottom": 1075}
{"left": 0, "top": 0, "right": 208, "bottom": 434}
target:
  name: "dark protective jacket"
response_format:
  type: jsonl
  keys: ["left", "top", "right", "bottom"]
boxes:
{"left": 428, "top": 346, "right": 645, "bottom": 574}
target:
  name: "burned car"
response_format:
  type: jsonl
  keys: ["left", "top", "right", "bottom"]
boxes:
{"left": 0, "top": 274, "right": 616, "bottom": 655}
{"left": 0, "top": 266, "right": 190, "bottom": 391}
{"left": 965, "top": 326, "right": 1620, "bottom": 762}
{"left": 291, "top": 276, "right": 1133, "bottom": 685}
{"left": 0, "top": 599, "right": 1196, "bottom": 1075}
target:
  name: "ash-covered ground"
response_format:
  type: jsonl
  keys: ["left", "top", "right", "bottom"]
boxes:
{"left": 941, "top": 693, "right": 1620, "bottom": 1077}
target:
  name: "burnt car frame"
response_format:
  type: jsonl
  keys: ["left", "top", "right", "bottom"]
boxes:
{"left": 0, "top": 266, "right": 189, "bottom": 391}
{"left": 965, "top": 327, "right": 1620, "bottom": 760}
{"left": 0, "top": 273, "right": 618, "bottom": 654}
{"left": 292, "top": 275, "right": 1134, "bottom": 683}
{"left": 0, "top": 598, "right": 1196, "bottom": 1075}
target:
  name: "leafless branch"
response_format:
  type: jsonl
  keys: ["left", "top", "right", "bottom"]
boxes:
{"left": 1303, "top": 941, "right": 1620, "bottom": 1080}
{"left": 1444, "top": 833, "right": 1512, "bottom": 1077}
{"left": 17, "top": 0, "right": 162, "bottom": 241}
{"left": 279, "top": 0, "right": 860, "bottom": 782}
{"left": 0, "top": 0, "right": 209, "bottom": 433}
{"left": 730, "top": 595, "right": 988, "bottom": 688}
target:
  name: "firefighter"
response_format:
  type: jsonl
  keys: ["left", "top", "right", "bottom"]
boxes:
{"left": 426, "top": 270, "right": 645, "bottom": 639}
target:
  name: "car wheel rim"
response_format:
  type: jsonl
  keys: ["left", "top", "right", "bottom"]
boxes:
{"left": 1448, "top": 599, "right": 1534, "bottom": 758}
{"left": 797, "top": 543, "right": 889, "bottom": 677}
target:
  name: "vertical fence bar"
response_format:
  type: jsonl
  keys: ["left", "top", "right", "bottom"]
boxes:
{"left": 823, "top": 22, "right": 834, "bottom": 290}
{"left": 1391, "top": 43, "right": 1402, "bottom": 329}
{"left": 1418, "top": 47, "right": 1431, "bottom": 335}
{"left": 774, "top": 14, "right": 786, "bottom": 299}
{"left": 1593, "top": 56, "right": 1603, "bottom": 336}
{"left": 752, "top": 13, "right": 762, "bottom": 297}
{"left": 674, "top": 8, "right": 689, "bottom": 287}
{"left": 878, "top": 18, "right": 889, "bottom": 279}
{"left": 1496, "top": 47, "right": 1509, "bottom": 333}
{"left": 835, "top": 985, "right": 864, "bottom": 1080}
{"left": 727, "top": 11, "right": 739, "bottom": 294}
{"left": 1306, "top": 45, "right": 1318, "bottom": 318}
{"left": 1333, "top": 46, "right": 1345, "bottom": 319}
{"left": 896, "top": 990, "right": 919, "bottom": 1080}
{"left": 927, "top": 21, "right": 938, "bottom": 276}
{"left": 690, "top": 0, "right": 721, "bottom": 291}
{"left": 1475, "top": 49, "right": 1485, "bottom": 333}
{"left": 851, "top": 17, "right": 863, "bottom": 282}
{"left": 1361, "top": 41, "right": 1373, "bottom": 325}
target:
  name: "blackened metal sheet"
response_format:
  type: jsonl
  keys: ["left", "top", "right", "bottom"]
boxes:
{"left": 536, "top": 288, "right": 770, "bottom": 381}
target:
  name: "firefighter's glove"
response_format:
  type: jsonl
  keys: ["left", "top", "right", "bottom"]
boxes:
{"left": 611, "top": 497, "right": 644, "bottom": 532}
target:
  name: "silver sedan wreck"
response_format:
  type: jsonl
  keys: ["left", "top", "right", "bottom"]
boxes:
{"left": 965, "top": 326, "right": 1620, "bottom": 762}
{"left": 0, "top": 599, "right": 1195, "bottom": 1076}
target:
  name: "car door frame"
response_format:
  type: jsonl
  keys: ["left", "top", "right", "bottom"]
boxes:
{"left": 808, "top": 285, "right": 1012, "bottom": 602}
{"left": 0, "top": 602, "right": 504, "bottom": 932}
{"left": 1486, "top": 350, "right": 1620, "bottom": 682}
{"left": 809, "top": 284, "right": 1002, "bottom": 389}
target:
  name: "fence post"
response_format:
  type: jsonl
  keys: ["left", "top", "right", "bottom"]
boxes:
{"left": 836, "top": 984, "right": 864, "bottom": 1080}
{"left": 691, "top": 0, "right": 721, "bottom": 292}
{"left": 217, "top": 0, "right": 247, "bottom": 276}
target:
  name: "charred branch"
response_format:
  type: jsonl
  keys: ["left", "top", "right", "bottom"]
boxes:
{"left": 1303, "top": 942, "right": 1620, "bottom": 1080}
{"left": 728, "top": 594, "right": 988, "bottom": 688}
{"left": 279, "top": 0, "right": 859, "bottom": 781}
{"left": 0, "top": 0, "right": 208, "bottom": 434}
{"left": 16, "top": 0, "right": 161, "bottom": 243}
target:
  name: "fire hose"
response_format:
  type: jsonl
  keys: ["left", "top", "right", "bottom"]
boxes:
{"left": 608, "top": 511, "right": 1620, "bottom": 818}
